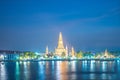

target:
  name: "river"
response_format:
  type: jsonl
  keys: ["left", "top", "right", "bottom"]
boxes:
{"left": 0, "top": 60, "right": 120, "bottom": 80}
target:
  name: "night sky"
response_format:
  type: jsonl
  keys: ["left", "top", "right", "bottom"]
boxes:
{"left": 0, "top": 0, "right": 120, "bottom": 52}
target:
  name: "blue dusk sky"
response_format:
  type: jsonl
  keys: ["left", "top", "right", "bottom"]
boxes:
{"left": 0, "top": 0, "right": 120, "bottom": 52}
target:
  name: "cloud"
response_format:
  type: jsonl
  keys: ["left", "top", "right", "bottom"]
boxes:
{"left": 53, "top": 7, "right": 120, "bottom": 28}
{"left": 86, "top": 8, "right": 120, "bottom": 21}
{"left": 4, "top": 7, "right": 119, "bottom": 29}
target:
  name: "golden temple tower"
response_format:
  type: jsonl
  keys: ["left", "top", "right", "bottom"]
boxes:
{"left": 57, "top": 32, "right": 64, "bottom": 49}
{"left": 55, "top": 32, "right": 66, "bottom": 56}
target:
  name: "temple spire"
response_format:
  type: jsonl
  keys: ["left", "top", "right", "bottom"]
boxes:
{"left": 55, "top": 32, "right": 66, "bottom": 56}
{"left": 71, "top": 47, "right": 75, "bottom": 57}
{"left": 66, "top": 45, "right": 68, "bottom": 56}
{"left": 104, "top": 49, "right": 108, "bottom": 57}
{"left": 57, "top": 32, "right": 64, "bottom": 49}
{"left": 46, "top": 46, "right": 48, "bottom": 54}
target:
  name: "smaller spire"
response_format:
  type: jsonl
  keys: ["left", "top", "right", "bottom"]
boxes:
{"left": 71, "top": 46, "right": 75, "bottom": 57}
{"left": 66, "top": 45, "right": 68, "bottom": 49}
{"left": 46, "top": 46, "right": 48, "bottom": 54}
{"left": 66, "top": 45, "right": 68, "bottom": 56}
{"left": 104, "top": 49, "right": 108, "bottom": 57}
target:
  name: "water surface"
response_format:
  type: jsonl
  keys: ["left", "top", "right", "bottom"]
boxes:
{"left": 0, "top": 60, "right": 120, "bottom": 80}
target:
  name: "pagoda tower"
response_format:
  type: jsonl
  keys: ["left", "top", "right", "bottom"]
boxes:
{"left": 104, "top": 49, "right": 109, "bottom": 58}
{"left": 71, "top": 47, "right": 75, "bottom": 57}
{"left": 55, "top": 32, "right": 66, "bottom": 56}
{"left": 46, "top": 46, "right": 48, "bottom": 54}
{"left": 65, "top": 45, "right": 68, "bottom": 57}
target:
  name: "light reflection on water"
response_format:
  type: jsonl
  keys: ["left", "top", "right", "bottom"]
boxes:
{"left": 15, "top": 62, "right": 19, "bottom": 80}
{"left": 38, "top": 61, "right": 45, "bottom": 80}
{"left": 0, "top": 60, "right": 120, "bottom": 80}
{"left": 0, "top": 63, "right": 7, "bottom": 80}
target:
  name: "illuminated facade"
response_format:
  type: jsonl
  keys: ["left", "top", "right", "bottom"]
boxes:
{"left": 65, "top": 46, "right": 68, "bottom": 57}
{"left": 96, "top": 49, "right": 115, "bottom": 59}
{"left": 0, "top": 50, "right": 21, "bottom": 60}
{"left": 46, "top": 46, "right": 48, "bottom": 54}
{"left": 104, "top": 49, "right": 114, "bottom": 58}
{"left": 104, "top": 49, "right": 108, "bottom": 58}
{"left": 71, "top": 47, "right": 75, "bottom": 57}
{"left": 55, "top": 32, "right": 67, "bottom": 56}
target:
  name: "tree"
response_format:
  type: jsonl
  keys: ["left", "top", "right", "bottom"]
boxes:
{"left": 76, "top": 51, "right": 83, "bottom": 58}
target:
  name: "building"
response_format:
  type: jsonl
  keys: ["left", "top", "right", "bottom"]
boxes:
{"left": 65, "top": 45, "right": 68, "bottom": 57}
{"left": 71, "top": 47, "right": 75, "bottom": 57}
{"left": 104, "top": 49, "right": 109, "bottom": 58}
{"left": 0, "top": 50, "right": 23, "bottom": 60}
{"left": 46, "top": 46, "right": 49, "bottom": 54}
{"left": 96, "top": 49, "right": 115, "bottom": 59}
{"left": 55, "top": 32, "right": 67, "bottom": 56}
{"left": 104, "top": 49, "right": 114, "bottom": 58}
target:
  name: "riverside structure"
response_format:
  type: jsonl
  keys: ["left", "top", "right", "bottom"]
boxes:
{"left": 0, "top": 32, "right": 118, "bottom": 61}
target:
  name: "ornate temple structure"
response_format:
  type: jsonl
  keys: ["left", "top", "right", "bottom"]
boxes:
{"left": 104, "top": 49, "right": 109, "bottom": 58}
{"left": 96, "top": 49, "right": 114, "bottom": 58}
{"left": 71, "top": 47, "right": 75, "bottom": 57}
{"left": 55, "top": 32, "right": 67, "bottom": 56}
{"left": 104, "top": 49, "right": 114, "bottom": 58}
{"left": 65, "top": 46, "right": 68, "bottom": 56}
{"left": 46, "top": 46, "right": 48, "bottom": 54}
